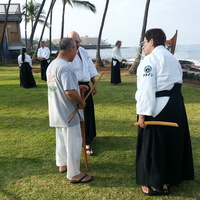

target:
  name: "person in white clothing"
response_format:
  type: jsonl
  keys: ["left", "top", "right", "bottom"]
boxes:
{"left": 46, "top": 38, "right": 93, "bottom": 183}
{"left": 37, "top": 41, "right": 50, "bottom": 81}
{"left": 135, "top": 28, "right": 194, "bottom": 196}
{"left": 68, "top": 31, "right": 98, "bottom": 156}
{"left": 18, "top": 47, "right": 36, "bottom": 88}
{"left": 111, "top": 40, "right": 127, "bottom": 85}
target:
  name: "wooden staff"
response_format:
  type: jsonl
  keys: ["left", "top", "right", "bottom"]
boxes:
{"left": 135, "top": 48, "right": 144, "bottom": 59}
{"left": 68, "top": 70, "right": 105, "bottom": 123}
{"left": 80, "top": 91, "right": 88, "bottom": 171}
{"left": 131, "top": 121, "right": 179, "bottom": 127}
{"left": 126, "top": 60, "right": 141, "bottom": 63}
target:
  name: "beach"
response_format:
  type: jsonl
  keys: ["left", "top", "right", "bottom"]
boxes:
{"left": 86, "top": 44, "right": 200, "bottom": 66}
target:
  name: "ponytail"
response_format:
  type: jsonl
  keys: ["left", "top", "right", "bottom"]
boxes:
{"left": 22, "top": 48, "right": 26, "bottom": 62}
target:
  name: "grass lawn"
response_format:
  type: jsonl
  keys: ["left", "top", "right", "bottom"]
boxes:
{"left": 0, "top": 65, "right": 200, "bottom": 200}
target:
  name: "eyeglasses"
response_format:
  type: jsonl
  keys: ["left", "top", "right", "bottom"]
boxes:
{"left": 141, "top": 40, "right": 148, "bottom": 45}
{"left": 75, "top": 40, "right": 80, "bottom": 44}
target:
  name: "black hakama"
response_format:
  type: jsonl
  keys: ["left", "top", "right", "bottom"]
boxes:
{"left": 20, "top": 62, "right": 37, "bottom": 88}
{"left": 79, "top": 82, "right": 96, "bottom": 145}
{"left": 41, "top": 60, "right": 49, "bottom": 81}
{"left": 110, "top": 58, "right": 121, "bottom": 84}
{"left": 136, "top": 84, "right": 194, "bottom": 190}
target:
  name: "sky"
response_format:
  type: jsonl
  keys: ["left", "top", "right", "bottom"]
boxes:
{"left": 2, "top": 0, "right": 200, "bottom": 47}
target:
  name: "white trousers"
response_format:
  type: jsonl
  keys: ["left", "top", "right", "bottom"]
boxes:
{"left": 55, "top": 124, "right": 82, "bottom": 179}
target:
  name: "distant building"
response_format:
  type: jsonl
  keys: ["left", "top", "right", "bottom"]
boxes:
{"left": 0, "top": 3, "right": 23, "bottom": 60}
{"left": 52, "top": 39, "right": 60, "bottom": 46}
{"left": 80, "top": 36, "right": 112, "bottom": 49}
{"left": 52, "top": 36, "right": 112, "bottom": 49}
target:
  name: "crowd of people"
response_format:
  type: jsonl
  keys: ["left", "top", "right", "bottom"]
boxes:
{"left": 18, "top": 28, "right": 194, "bottom": 195}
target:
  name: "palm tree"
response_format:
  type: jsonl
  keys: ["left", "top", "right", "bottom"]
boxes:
{"left": 129, "top": 0, "right": 151, "bottom": 74}
{"left": 0, "top": 0, "right": 12, "bottom": 63}
{"left": 22, "top": 0, "right": 47, "bottom": 34}
{"left": 25, "top": 0, "right": 28, "bottom": 48}
{"left": 95, "top": 0, "right": 109, "bottom": 67}
{"left": 60, "top": 0, "right": 96, "bottom": 39}
{"left": 25, "top": 0, "right": 47, "bottom": 52}
{"left": 49, "top": 1, "right": 54, "bottom": 53}
{"left": 34, "top": 0, "right": 57, "bottom": 56}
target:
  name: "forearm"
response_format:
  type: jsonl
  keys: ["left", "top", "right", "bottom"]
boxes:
{"left": 91, "top": 77, "right": 96, "bottom": 85}
{"left": 90, "top": 77, "right": 97, "bottom": 95}
{"left": 65, "top": 90, "right": 85, "bottom": 109}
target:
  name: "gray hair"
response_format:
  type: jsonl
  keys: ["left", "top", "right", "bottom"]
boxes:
{"left": 59, "top": 38, "right": 76, "bottom": 50}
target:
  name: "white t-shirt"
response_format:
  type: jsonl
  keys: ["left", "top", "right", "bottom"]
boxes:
{"left": 47, "top": 58, "right": 83, "bottom": 127}
{"left": 135, "top": 45, "right": 183, "bottom": 117}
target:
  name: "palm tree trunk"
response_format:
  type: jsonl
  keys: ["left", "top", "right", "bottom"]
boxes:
{"left": 129, "top": 0, "right": 151, "bottom": 74}
{"left": 60, "top": 2, "right": 66, "bottom": 40}
{"left": 0, "top": 0, "right": 11, "bottom": 63}
{"left": 95, "top": 0, "right": 109, "bottom": 68}
{"left": 49, "top": 1, "right": 54, "bottom": 54}
{"left": 27, "top": 0, "right": 46, "bottom": 53}
{"left": 25, "top": 0, "right": 28, "bottom": 48}
{"left": 34, "top": 0, "right": 56, "bottom": 57}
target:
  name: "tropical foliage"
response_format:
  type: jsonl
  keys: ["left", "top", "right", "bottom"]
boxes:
{"left": 22, "top": 0, "right": 48, "bottom": 34}
{"left": 60, "top": 0, "right": 96, "bottom": 39}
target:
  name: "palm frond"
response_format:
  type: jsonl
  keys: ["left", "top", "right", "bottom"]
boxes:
{"left": 72, "top": 0, "right": 96, "bottom": 13}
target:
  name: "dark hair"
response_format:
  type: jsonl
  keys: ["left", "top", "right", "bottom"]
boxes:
{"left": 22, "top": 48, "right": 26, "bottom": 62}
{"left": 59, "top": 38, "right": 76, "bottom": 50}
{"left": 115, "top": 40, "right": 122, "bottom": 46}
{"left": 145, "top": 28, "right": 166, "bottom": 47}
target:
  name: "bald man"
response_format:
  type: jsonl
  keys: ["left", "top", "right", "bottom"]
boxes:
{"left": 67, "top": 31, "right": 98, "bottom": 156}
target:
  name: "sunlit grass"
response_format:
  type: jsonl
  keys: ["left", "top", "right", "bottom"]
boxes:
{"left": 0, "top": 66, "right": 200, "bottom": 200}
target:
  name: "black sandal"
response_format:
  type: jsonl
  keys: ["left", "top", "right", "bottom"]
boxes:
{"left": 163, "top": 184, "right": 170, "bottom": 195}
{"left": 86, "top": 146, "right": 94, "bottom": 156}
{"left": 141, "top": 186, "right": 169, "bottom": 196}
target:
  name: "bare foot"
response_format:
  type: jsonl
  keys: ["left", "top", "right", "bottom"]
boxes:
{"left": 141, "top": 186, "right": 150, "bottom": 194}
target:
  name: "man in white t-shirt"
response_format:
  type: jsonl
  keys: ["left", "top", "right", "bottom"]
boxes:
{"left": 46, "top": 38, "right": 93, "bottom": 183}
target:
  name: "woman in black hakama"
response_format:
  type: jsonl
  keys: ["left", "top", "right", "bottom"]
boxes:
{"left": 135, "top": 29, "right": 194, "bottom": 196}
{"left": 136, "top": 84, "right": 194, "bottom": 193}
{"left": 18, "top": 48, "right": 37, "bottom": 89}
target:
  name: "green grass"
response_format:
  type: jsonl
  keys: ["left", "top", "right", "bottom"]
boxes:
{"left": 0, "top": 66, "right": 200, "bottom": 200}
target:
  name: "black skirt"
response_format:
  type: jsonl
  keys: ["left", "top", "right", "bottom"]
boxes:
{"left": 79, "top": 82, "right": 96, "bottom": 145}
{"left": 136, "top": 84, "right": 194, "bottom": 190}
{"left": 110, "top": 59, "right": 121, "bottom": 84}
{"left": 20, "top": 62, "right": 36, "bottom": 88}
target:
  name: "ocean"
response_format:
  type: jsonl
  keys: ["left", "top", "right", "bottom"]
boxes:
{"left": 86, "top": 44, "right": 200, "bottom": 66}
